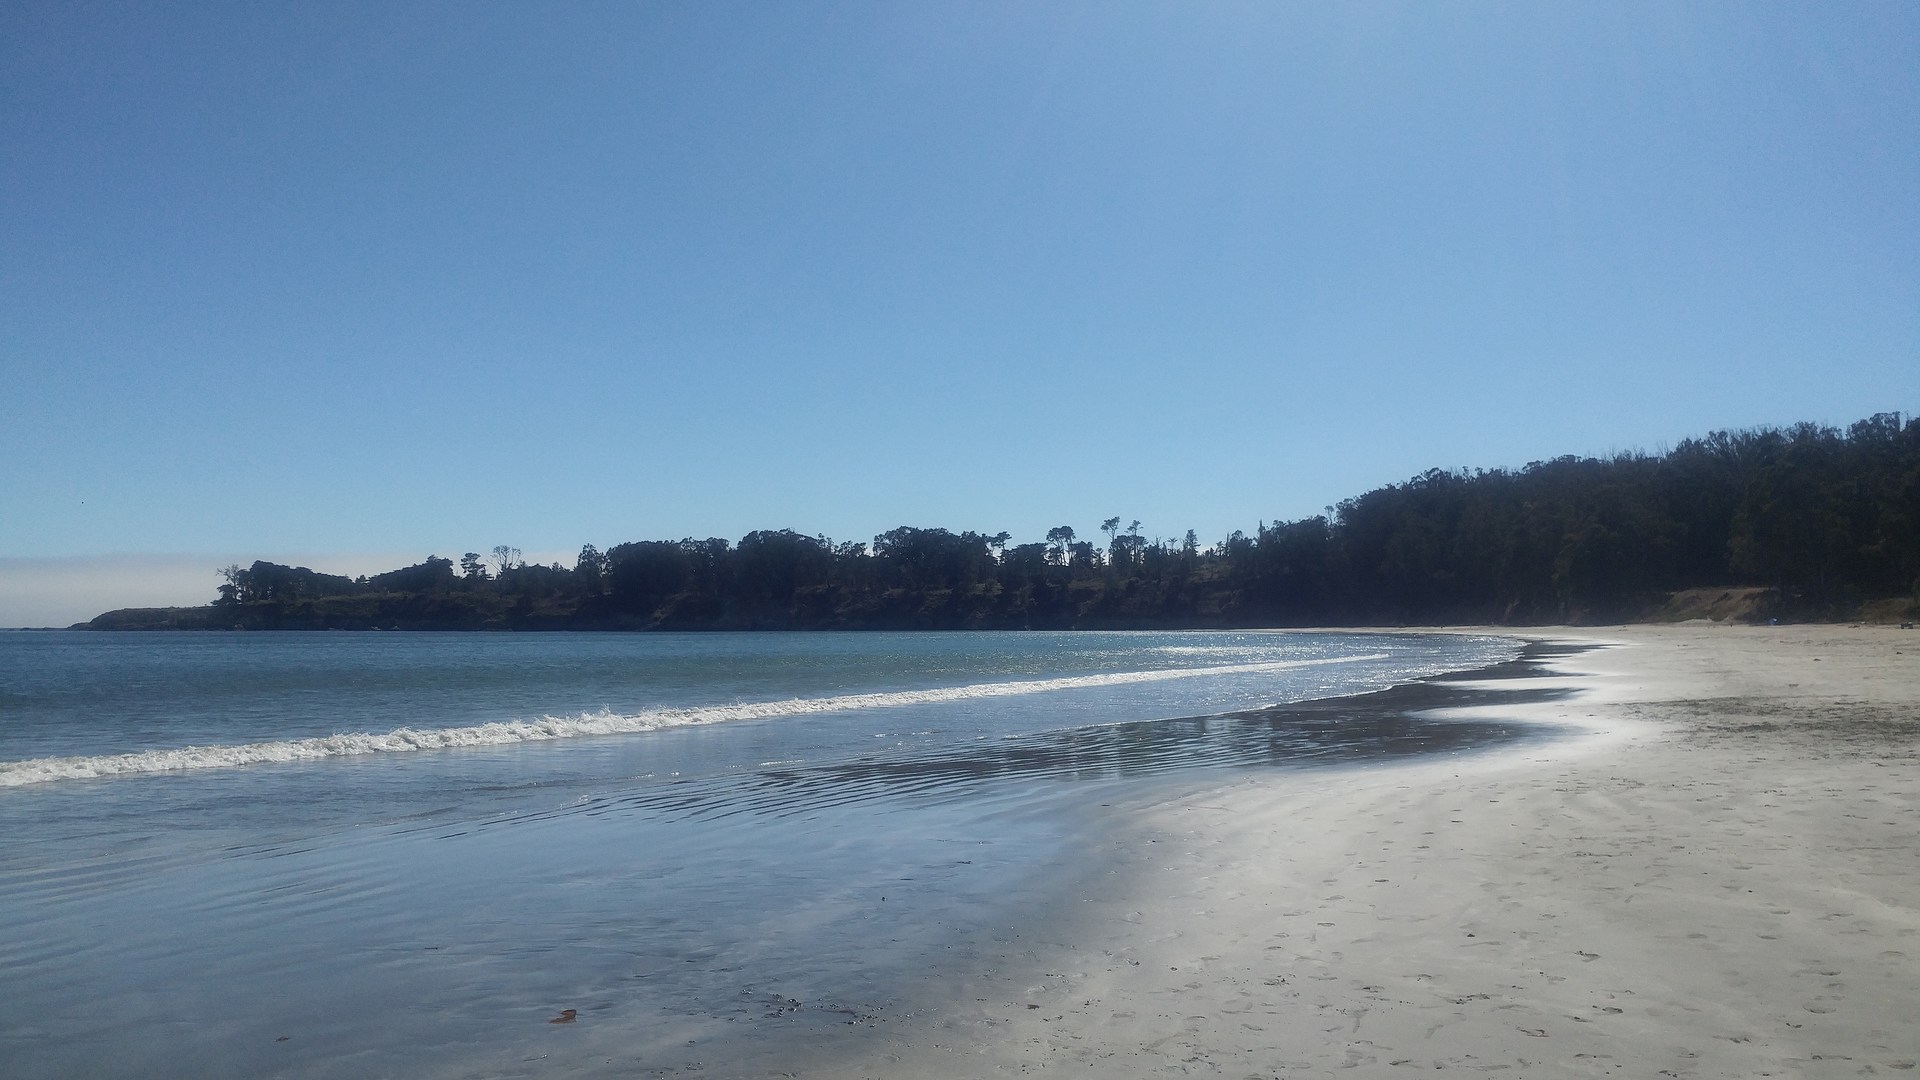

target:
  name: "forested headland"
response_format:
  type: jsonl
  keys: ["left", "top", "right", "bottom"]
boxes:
{"left": 83, "top": 414, "right": 1920, "bottom": 631}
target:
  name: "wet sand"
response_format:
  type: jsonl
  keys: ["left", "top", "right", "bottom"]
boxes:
{"left": 823, "top": 624, "right": 1920, "bottom": 1077}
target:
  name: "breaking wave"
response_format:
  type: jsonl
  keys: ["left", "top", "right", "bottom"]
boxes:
{"left": 0, "top": 653, "right": 1387, "bottom": 787}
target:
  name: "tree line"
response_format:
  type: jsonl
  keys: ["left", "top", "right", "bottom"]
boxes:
{"left": 88, "top": 413, "right": 1919, "bottom": 630}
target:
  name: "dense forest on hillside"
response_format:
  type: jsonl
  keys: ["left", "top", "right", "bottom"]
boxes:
{"left": 85, "top": 414, "right": 1920, "bottom": 630}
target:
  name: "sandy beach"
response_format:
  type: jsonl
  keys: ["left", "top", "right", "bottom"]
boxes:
{"left": 825, "top": 624, "right": 1920, "bottom": 1078}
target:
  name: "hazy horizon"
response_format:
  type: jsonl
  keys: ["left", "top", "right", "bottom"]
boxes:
{"left": 0, "top": 552, "right": 482, "bottom": 628}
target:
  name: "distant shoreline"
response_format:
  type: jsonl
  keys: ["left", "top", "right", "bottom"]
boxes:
{"left": 58, "top": 597, "right": 1912, "bottom": 634}
{"left": 38, "top": 413, "right": 1920, "bottom": 632}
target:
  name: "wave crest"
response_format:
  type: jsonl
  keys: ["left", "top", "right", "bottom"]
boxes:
{"left": 0, "top": 653, "right": 1386, "bottom": 787}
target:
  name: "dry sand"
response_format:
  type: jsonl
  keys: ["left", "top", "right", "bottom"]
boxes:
{"left": 825, "top": 624, "right": 1920, "bottom": 1078}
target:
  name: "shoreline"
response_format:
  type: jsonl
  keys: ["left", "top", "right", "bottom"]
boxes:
{"left": 814, "top": 624, "right": 1919, "bottom": 1077}
{"left": 6, "top": 626, "right": 1913, "bottom": 1077}
{"left": 0, "top": 630, "right": 1539, "bottom": 1080}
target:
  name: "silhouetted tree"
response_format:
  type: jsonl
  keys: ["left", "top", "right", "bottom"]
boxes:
{"left": 489, "top": 546, "right": 523, "bottom": 577}
{"left": 1046, "top": 526, "right": 1076, "bottom": 566}
{"left": 161, "top": 413, "right": 1916, "bottom": 631}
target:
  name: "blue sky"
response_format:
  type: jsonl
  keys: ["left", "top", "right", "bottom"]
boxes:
{"left": 3, "top": 2, "right": 1916, "bottom": 624}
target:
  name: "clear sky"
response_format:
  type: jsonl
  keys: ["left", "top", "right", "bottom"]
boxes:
{"left": 3, "top": 2, "right": 1916, "bottom": 625}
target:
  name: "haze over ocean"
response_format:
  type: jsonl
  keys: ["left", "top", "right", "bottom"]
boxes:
{"left": 3, "top": 3, "right": 1916, "bottom": 625}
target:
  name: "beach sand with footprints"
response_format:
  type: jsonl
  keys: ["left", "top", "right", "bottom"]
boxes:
{"left": 823, "top": 624, "right": 1919, "bottom": 1078}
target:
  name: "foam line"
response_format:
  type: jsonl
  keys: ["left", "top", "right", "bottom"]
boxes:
{"left": 0, "top": 653, "right": 1387, "bottom": 787}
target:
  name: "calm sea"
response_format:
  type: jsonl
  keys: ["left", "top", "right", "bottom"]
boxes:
{"left": 0, "top": 629, "right": 1523, "bottom": 1077}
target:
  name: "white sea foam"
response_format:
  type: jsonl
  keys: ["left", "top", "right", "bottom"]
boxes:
{"left": 0, "top": 653, "right": 1387, "bottom": 786}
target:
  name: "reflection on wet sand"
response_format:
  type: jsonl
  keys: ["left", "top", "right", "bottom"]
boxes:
{"left": 576, "top": 642, "right": 1593, "bottom": 823}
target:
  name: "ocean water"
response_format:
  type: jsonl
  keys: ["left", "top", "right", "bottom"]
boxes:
{"left": 0, "top": 629, "right": 1525, "bottom": 1077}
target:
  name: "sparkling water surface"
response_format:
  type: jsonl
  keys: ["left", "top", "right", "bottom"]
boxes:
{"left": 0, "top": 629, "right": 1525, "bottom": 1077}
